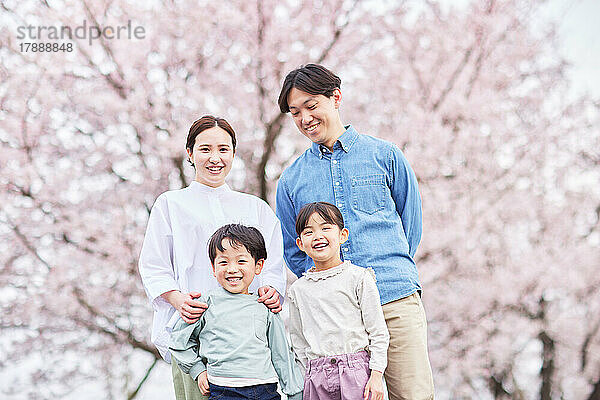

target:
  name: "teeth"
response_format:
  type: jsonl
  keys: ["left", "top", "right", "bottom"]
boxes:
{"left": 226, "top": 277, "right": 241, "bottom": 281}
{"left": 313, "top": 243, "right": 327, "bottom": 249}
{"left": 306, "top": 123, "right": 319, "bottom": 132}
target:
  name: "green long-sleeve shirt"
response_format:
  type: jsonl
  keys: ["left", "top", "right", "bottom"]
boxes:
{"left": 169, "top": 287, "right": 303, "bottom": 399}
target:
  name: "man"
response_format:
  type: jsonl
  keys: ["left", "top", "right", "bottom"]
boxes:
{"left": 275, "top": 64, "right": 434, "bottom": 400}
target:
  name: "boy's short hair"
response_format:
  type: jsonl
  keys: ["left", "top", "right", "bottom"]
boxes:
{"left": 208, "top": 224, "right": 267, "bottom": 265}
{"left": 278, "top": 64, "right": 342, "bottom": 113}
{"left": 295, "top": 202, "right": 345, "bottom": 236}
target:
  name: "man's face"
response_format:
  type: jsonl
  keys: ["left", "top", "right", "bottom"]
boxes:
{"left": 212, "top": 239, "right": 263, "bottom": 294}
{"left": 287, "top": 87, "right": 342, "bottom": 149}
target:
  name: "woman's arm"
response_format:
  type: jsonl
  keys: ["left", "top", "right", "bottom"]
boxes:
{"left": 256, "top": 200, "right": 287, "bottom": 312}
{"left": 161, "top": 290, "right": 207, "bottom": 324}
{"left": 139, "top": 195, "right": 207, "bottom": 322}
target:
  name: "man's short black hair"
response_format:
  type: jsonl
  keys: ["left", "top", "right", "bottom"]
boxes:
{"left": 278, "top": 64, "right": 342, "bottom": 113}
{"left": 208, "top": 224, "right": 267, "bottom": 265}
{"left": 295, "top": 202, "right": 345, "bottom": 236}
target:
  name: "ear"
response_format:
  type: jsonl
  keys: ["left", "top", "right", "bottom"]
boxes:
{"left": 186, "top": 148, "right": 193, "bottom": 162}
{"left": 254, "top": 259, "right": 265, "bottom": 275}
{"left": 211, "top": 264, "right": 217, "bottom": 277}
{"left": 339, "top": 227, "right": 349, "bottom": 244}
{"left": 296, "top": 237, "right": 305, "bottom": 252}
{"left": 332, "top": 88, "right": 342, "bottom": 109}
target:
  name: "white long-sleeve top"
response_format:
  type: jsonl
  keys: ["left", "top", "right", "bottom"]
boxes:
{"left": 139, "top": 181, "right": 286, "bottom": 360}
{"left": 287, "top": 261, "right": 390, "bottom": 372}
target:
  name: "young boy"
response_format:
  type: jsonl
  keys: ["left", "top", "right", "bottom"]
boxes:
{"left": 169, "top": 224, "right": 303, "bottom": 400}
{"left": 287, "top": 202, "right": 389, "bottom": 400}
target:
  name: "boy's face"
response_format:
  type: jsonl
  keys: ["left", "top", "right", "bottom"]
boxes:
{"left": 287, "top": 87, "right": 342, "bottom": 149}
{"left": 296, "top": 212, "right": 348, "bottom": 271}
{"left": 212, "top": 239, "right": 264, "bottom": 294}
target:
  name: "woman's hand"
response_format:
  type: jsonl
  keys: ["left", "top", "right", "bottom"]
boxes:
{"left": 364, "top": 370, "right": 384, "bottom": 400}
{"left": 197, "top": 371, "right": 210, "bottom": 395}
{"left": 257, "top": 286, "right": 282, "bottom": 313}
{"left": 161, "top": 290, "right": 208, "bottom": 323}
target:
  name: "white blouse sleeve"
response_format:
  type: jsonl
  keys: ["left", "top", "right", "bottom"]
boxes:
{"left": 257, "top": 200, "right": 287, "bottom": 298}
{"left": 138, "top": 194, "right": 179, "bottom": 309}
{"left": 358, "top": 268, "right": 390, "bottom": 372}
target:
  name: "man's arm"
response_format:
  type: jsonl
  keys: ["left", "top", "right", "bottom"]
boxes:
{"left": 388, "top": 145, "right": 423, "bottom": 258}
{"left": 275, "top": 177, "right": 310, "bottom": 277}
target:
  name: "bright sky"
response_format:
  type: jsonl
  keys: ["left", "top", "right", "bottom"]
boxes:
{"left": 541, "top": 0, "right": 600, "bottom": 98}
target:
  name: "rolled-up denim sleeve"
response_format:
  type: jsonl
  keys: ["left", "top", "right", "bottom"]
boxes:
{"left": 275, "top": 177, "right": 310, "bottom": 277}
{"left": 389, "top": 145, "right": 422, "bottom": 258}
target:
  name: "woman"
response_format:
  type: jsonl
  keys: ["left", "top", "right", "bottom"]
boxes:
{"left": 139, "top": 115, "right": 286, "bottom": 399}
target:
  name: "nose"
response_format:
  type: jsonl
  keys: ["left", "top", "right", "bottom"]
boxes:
{"left": 225, "top": 263, "right": 238, "bottom": 273}
{"left": 301, "top": 110, "right": 313, "bottom": 125}
{"left": 208, "top": 151, "right": 220, "bottom": 163}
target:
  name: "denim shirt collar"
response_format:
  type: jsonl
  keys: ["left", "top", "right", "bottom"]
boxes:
{"left": 309, "top": 125, "right": 359, "bottom": 158}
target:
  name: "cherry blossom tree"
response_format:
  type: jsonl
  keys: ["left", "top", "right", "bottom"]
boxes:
{"left": 0, "top": 0, "right": 598, "bottom": 399}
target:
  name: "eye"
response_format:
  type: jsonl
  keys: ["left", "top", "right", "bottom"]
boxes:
{"left": 308, "top": 104, "right": 316, "bottom": 110}
{"left": 198, "top": 147, "right": 210, "bottom": 152}
{"left": 220, "top": 147, "right": 229, "bottom": 152}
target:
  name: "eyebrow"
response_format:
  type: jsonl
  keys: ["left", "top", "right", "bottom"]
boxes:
{"left": 196, "top": 143, "right": 231, "bottom": 147}
{"left": 289, "top": 97, "right": 317, "bottom": 109}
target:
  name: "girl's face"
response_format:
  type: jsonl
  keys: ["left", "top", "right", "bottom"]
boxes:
{"left": 296, "top": 212, "right": 348, "bottom": 271}
{"left": 187, "top": 126, "right": 234, "bottom": 188}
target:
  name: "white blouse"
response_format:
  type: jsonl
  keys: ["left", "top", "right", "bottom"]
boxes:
{"left": 287, "top": 261, "right": 389, "bottom": 373}
{"left": 139, "top": 181, "right": 287, "bottom": 360}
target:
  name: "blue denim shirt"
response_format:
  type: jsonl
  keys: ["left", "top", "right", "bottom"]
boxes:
{"left": 275, "top": 126, "right": 422, "bottom": 304}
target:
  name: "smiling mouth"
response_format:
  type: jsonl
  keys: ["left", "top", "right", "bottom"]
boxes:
{"left": 305, "top": 122, "right": 320, "bottom": 133}
{"left": 226, "top": 277, "right": 242, "bottom": 282}
{"left": 312, "top": 242, "right": 328, "bottom": 250}
{"left": 206, "top": 165, "right": 224, "bottom": 173}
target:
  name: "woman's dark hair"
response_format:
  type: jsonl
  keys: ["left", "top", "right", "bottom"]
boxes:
{"left": 278, "top": 64, "right": 342, "bottom": 113}
{"left": 295, "top": 202, "right": 345, "bottom": 236}
{"left": 186, "top": 115, "right": 237, "bottom": 166}
{"left": 208, "top": 224, "right": 267, "bottom": 265}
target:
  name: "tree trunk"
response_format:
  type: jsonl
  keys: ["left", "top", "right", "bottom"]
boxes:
{"left": 539, "top": 330, "right": 555, "bottom": 400}
{"left": 587, "top": 377, "right": 600, "bottom": 400}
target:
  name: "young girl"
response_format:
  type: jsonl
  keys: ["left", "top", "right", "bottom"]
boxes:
{"left": 287, "top": 202, "right": 390, "bottom": 400}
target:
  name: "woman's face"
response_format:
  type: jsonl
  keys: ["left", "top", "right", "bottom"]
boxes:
{"left": 187, "top": 126, "right": 234, "bottom": 187}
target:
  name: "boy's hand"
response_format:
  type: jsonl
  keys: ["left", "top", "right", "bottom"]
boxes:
{"left": 197, "top": 371, "right": 209, "bottom": 395}
{"left": 257, "top": 286, "right": 282, "bottom": 313}
{"left": 364, "top": 370, "right": 384, "bottom": 400}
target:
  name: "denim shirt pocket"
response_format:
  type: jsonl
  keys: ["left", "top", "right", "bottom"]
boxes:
{"left": 253, "top": 311, "right": 268, "bottom": 342}
{"left": 351, "top": 174, "right": 386, "bottom": 214}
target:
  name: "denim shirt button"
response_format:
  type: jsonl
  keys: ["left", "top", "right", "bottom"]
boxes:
{"left": 332, "top": 160, "right": 338, "bottom": 164}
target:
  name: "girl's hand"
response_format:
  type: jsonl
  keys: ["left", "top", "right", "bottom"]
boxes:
{"left": 161, "top": 290, "right": 208, "bottom": 323}
{"left": 197, "top": 371, "right": 210, "bottom": 395}
{"left": 257, "top": 286, "right": 282, "bottom": 313}
{"left": 364, "top": 370, "right": 384, "bottom": 400}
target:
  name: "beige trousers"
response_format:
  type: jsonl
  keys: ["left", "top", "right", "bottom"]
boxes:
{"left": 171, "top": 360, "right": 209, "bottom": 400}
{"left": 382, "top": 292, "right": 435, "bottom": 400}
